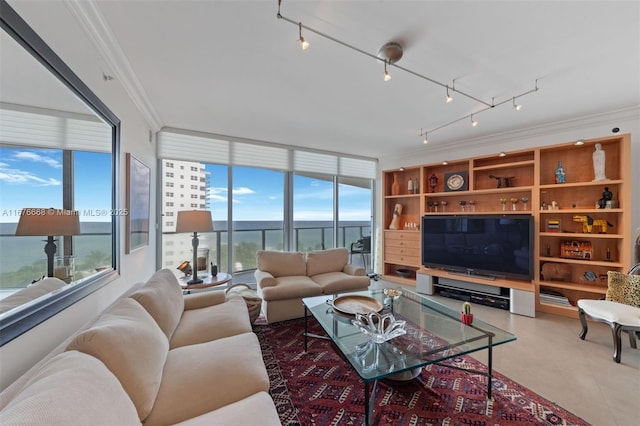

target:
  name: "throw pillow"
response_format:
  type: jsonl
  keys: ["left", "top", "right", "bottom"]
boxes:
{"left": 606, "top": 271, "right": 640, "bottom": 307}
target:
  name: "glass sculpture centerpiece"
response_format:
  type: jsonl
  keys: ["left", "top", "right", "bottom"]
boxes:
{"left": 352, "top": 311, "right": 407, "bottom": 343}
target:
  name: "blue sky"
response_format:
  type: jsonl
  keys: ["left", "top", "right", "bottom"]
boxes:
{"left": 1, "top": 148, "right": 372, "bottom": 223}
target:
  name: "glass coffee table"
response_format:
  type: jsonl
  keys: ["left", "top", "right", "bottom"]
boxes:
{"left": 302, "top": 289, "right": 516, "bottom": 426}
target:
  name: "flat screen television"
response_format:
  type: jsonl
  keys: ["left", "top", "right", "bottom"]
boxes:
{"left": 421, "top": 214, "right": 534, "bottom": 280}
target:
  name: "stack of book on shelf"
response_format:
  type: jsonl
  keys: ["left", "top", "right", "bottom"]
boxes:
{"left": 540, "top": 289, "right": 572, "bottom": 306}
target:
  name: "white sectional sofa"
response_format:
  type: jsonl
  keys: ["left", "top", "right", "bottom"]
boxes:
{"left": 0, "top": 269, "right": 280, "bottom": 425}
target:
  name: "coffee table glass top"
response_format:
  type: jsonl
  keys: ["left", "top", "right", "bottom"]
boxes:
{"left": 303, "top": 289, "right": 516, "bottom": 381}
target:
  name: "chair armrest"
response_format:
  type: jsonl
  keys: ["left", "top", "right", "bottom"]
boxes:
{"left": 183, "top": 290, "right": 226, "bottom": 310}
{"left": 255, "top": 270, "right": 277, "bottom": 289}
{"left": 343, "top": 264, "right": 366, "bottom": 276}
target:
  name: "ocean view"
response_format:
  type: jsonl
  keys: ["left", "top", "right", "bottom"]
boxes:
{"left": 0, "top": 220, "right": 370, "bottom": 289}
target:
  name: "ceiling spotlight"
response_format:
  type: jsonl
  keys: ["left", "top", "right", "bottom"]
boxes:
{"left": 399, "top": 167, "right": 405, "bottom": 171}
{"left": 512, "top": 97, "right": 522, "bottom": 110}
{"left": 499, "top": 152, "right": 506, "bottom": 157}
{"left": 442, "top": 161, "right": 448, "bottom": 165}
{"left": 446, "top": 87, "right": 453, "bottom": 103}
{"left": 423, "top": 133, "right": 429, "bottom": 144}
{"left": 471, "top": 115, "right": 478, "bottom": 127}
{"left": 383, "top": 60, "right": 391, "bottom": 81}
{"left": 298, "top": 23, "right": 309, "bottom": 50}
{"left": 575, "top": 139, "right": 585, "bottom": 146}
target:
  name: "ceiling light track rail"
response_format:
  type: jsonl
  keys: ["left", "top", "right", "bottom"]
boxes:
{"left": 421, "top": 81, "right": 539, "bottom": 138}
{"left": 276, "top": 9, "right": 490, "bottom": 107}
{"left": 276, "top": 0, "right": 540, "bottom": 143}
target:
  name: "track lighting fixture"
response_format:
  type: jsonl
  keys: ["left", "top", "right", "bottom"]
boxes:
{"left": 276, "top": 1, "right": 540, "bottom": 143}
{"left": 298, "top": 23, "right": 309, "bottom": 50}
{"left": 512, "top": 97, "right": 522, "bottom": 110}
{"left": 423, "top": 133, "right": 428, "bottom": 144}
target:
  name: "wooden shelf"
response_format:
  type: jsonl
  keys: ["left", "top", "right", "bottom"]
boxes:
{"left": 382, "top": 135, "right": 631, "bottom": 319}
{"left": 539, "top": 232, "right": 623, "bottom": 239}
{"left": 538, "top": 256, "right": 622, "bottom": 268}
{"left": 473, "top": 159, "right": 535, "bottom": 171}
{"left": 539, "top": 280, "right": 607, "bottom": 294}
{"left": 539, "top": 179, "right": 623, "bottom": 190}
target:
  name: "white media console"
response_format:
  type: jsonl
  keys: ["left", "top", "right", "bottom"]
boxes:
{"left": 417, "top": 272, "right": 535, "bottom": 317}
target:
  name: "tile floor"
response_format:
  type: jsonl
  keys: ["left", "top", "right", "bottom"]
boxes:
{"left": 371, "top": 279, "right": 640, "bottom": 426}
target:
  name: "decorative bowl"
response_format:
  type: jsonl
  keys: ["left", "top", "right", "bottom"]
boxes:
{"left": 352, "top": 311, "right": 407, "bottom": 343}
{"left": 395, "top": 268, "right": 413, "bottom": 278}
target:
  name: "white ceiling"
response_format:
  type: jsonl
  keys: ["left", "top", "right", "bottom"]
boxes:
{"left": 6, "top": 1, "right": 640, "bottom": 159}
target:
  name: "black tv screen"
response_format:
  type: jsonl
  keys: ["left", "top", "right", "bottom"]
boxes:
{"left": 421, "top": 215, "right": 533, "bottom": 280}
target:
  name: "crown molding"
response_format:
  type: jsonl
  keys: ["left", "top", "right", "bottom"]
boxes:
{"left": 64, "top": 0, "right": 163, "bottom": 131}
{"left": 391, "top": 105, "right": 640, "bottom": 164}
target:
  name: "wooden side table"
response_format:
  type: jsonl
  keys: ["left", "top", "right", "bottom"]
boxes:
{"left": 179, "top": 272, "right": 232, "bottom": 292}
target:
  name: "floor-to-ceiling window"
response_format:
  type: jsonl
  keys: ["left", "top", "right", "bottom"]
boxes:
{"left": 157, "top": 129, "right": 376, "bottom": 281}
{"left": 293, "top": 173, "right": 334, "bottom": 251}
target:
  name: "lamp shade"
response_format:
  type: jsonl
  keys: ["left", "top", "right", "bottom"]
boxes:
{"left": 15, "top": 208, "right": 80, "bottom": 236}
{"left": 175, "top": 210, "right": 213, "bottom": 233}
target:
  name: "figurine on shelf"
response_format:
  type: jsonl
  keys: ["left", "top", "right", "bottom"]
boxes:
{"left": 389, "top": 203, "right": 403, "bottom": 230}
{"left": 489, "top": 174, "right": 514, "bottom": 188}
{"left": 555, "top": 160, "right": 566, "bottom": 184}
{"left": 592, "top": 143, "right": 608, "bottom": 181}
{"left": 407, "top": 177, "right": 413, "bottom": 194}
{"left": 597, "top": 187, "right": 613, "bottom": 209}
{"left": 429, "top": 174, "right": 438, "bottom": 193}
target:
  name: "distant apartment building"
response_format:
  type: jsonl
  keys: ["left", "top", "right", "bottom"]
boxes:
{"left": 161, "top": 160, "right": 211, "bottom": 273}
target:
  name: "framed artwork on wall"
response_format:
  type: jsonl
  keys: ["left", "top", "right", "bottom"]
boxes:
{"left": 125, "top": 153, "right": 150, "bottom": 253}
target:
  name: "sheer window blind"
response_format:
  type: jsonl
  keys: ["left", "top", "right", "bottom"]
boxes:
{"left": 0, "top": 106, "right": 111, "bottom": 152}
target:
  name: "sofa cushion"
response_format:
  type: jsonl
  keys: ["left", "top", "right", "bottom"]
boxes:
{"left": 144, "top": 333, "right": 270, "bottom": 425}
{"left": 169, "top": 296, "right": 252, "bottom": 349}
{"left": 174, "top": 392, "right": 280, "bottom": 426}
{"left": 257, "top": 250, "right": 306, "bottom": 277}
{"left": 129, "top": 268, "right": 185, "bottom": 339}
{"left": 0, "top": 351, "right": 139, "bottom": 425}
{"left": 260, "top": 276, "right": 322, "bottom": 301}
{"left": 66, "top": 298, "right": 168, "bottom": 422}
{"left": 306, "top": 248, "right": 349, "bottom": 277}
{"left": 311, "top": 271, "right": 370, "bottom": 294}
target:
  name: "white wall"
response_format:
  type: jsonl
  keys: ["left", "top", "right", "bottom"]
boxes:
{"left": 377, "top": 107, "right": 640, "bottom": 270}
{"left": 0, "top": 2, "right": 158, "bottom": 390}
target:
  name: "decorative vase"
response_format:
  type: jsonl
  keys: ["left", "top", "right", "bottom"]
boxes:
{"left": 407, "top": 177, "right": 413, "bottom": 194}
{"left": 555, "top": 160, "right": 566, "bottom": 184}
{"left": 391, "top": 173, "right": 400, "bottom": 196}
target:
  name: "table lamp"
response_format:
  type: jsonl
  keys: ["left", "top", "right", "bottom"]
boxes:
{"left": 15, "top": 208, "right": 81, "bottom": 278}
{"left": 176, "top": 210, "right": 213, "bottom": 284}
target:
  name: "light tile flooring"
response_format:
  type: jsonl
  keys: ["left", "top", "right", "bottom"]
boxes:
{"left": 371, "top": 279, "right": 640, "bottom": 426}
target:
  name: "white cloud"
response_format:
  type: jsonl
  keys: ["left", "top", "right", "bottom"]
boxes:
{"left": 0, "top": 164, "right": 61, "bottom": 186}
{"left": 13, "top": 151, "right": 61, "bottom": 169}
{"left": 233, "top": 187, "right": 255, "bottom": 195}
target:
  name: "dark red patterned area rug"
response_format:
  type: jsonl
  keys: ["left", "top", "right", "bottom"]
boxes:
{"left": 254, "top": 317, "right": 589, "bottom": 426}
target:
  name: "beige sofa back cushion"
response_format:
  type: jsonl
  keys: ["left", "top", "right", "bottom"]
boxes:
{"left": 130, "top": 268, "right": 184, "bottom": 339}
{"left": 66, "top": 298, "right": 168, "bottom": 422}
{"left": 0, "top": 351, "right": 140, "bottom": 425}
{"left": 306, "top": 247, "right": 348, "bottom": 277}
{"left": 257, "top": 250, "right": 306, "bottom": 277}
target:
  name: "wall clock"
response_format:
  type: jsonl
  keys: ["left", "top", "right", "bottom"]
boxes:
{"left": 444, "top": 171, "right": 468, "bottom": 192}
